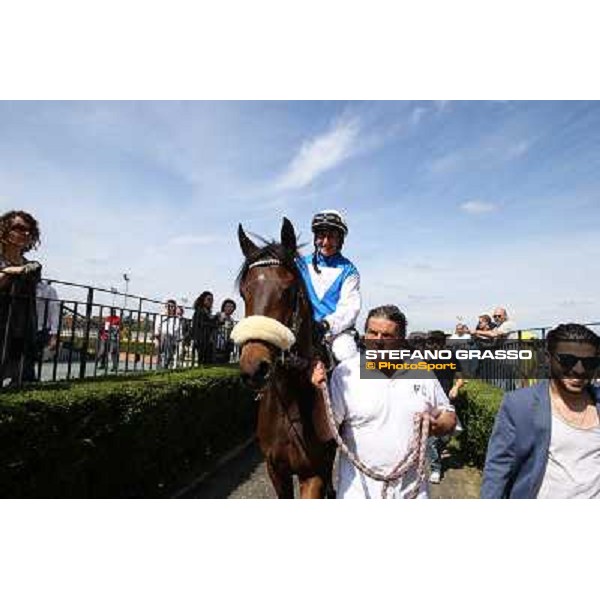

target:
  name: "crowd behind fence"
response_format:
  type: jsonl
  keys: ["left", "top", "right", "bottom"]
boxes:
{"left": 444, "top": 323, "right": 600, "bottom": 392}
{"left": 1, "top": 276, "right": 598, "bottom": 391}
{"left": 1, "top": 279, "right": 239, "bottom": 388}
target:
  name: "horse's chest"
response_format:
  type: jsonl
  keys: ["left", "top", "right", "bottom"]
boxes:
{"left": 257, "top": 398, "right": 312, "bottom": 471}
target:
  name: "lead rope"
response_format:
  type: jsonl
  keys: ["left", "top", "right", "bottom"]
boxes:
{"left": 319, "top": 382, "right": 430, "bottom": 499}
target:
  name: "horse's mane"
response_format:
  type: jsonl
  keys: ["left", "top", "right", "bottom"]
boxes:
{"left": 235, "top": 237, "right": 306, "bottom": 293}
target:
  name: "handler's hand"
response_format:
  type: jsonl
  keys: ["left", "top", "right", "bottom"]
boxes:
{"left": 311, "top": 360, "right": 327, "bottom": 387}
{"left": 428, "top": 408, "right": 457, "bottom": 437}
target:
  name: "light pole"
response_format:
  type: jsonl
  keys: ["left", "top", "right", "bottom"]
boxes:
{"left": 123, "top": 273, "right": 130, "bottom": 308}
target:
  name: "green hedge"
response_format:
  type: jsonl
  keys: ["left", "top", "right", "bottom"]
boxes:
{"left": 0, "top": 366, "right": 256, "bottom": 498}
{"left": 454, "top": 381, "right": 504, "bottom": 468}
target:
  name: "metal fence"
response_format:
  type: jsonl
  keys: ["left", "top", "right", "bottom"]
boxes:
{"left": 0, "top": 278, "right": 239, "bottom": 389}
{"left": 445, "top": 323, "right": 600, "bottom": 392}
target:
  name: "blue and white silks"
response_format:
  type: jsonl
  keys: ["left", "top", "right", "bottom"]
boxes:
{"left": 296, "top": 252, "right": 361, "bottom": 339}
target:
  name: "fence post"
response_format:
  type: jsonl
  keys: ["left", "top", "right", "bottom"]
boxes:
{"left": 79, "top": 287, "right": 94, "bottom": 379}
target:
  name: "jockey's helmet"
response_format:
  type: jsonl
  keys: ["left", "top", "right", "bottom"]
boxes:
{"left": 311, "top": 210, "right": 348, "bottom": 238}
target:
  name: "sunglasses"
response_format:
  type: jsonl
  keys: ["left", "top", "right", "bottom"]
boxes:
{"left": 11, "top": 224, "right": 31, "bottom": 233}
{"left": 493, "top": 314, "right": 503, "bottom": 319}
{"left": 551, "top": 353, "right": 600, "bottom": 373}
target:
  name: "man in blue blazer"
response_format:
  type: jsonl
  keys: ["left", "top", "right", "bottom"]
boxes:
{"left": 481, "top": 323, "right": 600, "bottom": 499}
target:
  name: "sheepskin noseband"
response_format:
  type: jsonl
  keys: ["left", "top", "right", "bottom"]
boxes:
{"left": 230, "top": 315, "right": 296, "bottom": 351}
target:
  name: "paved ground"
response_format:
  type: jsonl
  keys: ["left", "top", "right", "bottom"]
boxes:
{"left": 429, "top": 450, "right": 482, "bottom": 499}
{"left": 184, "top": 441, "right": 482, "bottom": 499}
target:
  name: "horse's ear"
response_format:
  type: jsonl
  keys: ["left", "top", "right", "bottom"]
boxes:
{"left": 238, "top": 224, "right": 259, "bottom": 258}
{"left": 280, "top": 217, "right": 297, "bottom": 254}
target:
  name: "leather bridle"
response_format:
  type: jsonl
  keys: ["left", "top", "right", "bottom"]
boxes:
{"left": 241, "top": 258, "right": 309, "bottom": 372}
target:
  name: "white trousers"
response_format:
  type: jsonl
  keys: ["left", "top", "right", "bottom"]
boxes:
{"left": 331, "top": 331, "right": 358, "bottom": 362}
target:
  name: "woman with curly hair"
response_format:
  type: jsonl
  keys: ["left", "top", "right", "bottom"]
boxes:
{"left": 0, "top": 210, "right": 43, "bottom": 385}
{"left": 214, "top": 298, "right": 237, "bottom": 364}
{"left": 191, "top": 290, "right": 217, "bottom": 364}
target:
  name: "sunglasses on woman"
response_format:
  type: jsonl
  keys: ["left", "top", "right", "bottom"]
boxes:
{"left": 551, "top": 353, "right": 600, "bottom": 373}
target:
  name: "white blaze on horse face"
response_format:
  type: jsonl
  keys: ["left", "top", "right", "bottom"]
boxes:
{"left": 257, "top": 274, "right": 266, "bottom": 280}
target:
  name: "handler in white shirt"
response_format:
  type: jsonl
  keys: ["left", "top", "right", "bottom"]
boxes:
{"left": 312, "top": 305, "right": 457, "bottom": 499}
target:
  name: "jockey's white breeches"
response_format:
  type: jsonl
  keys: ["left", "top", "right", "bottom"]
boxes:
{"left": 331, "top": 331, "right": 358, "bottom": 362}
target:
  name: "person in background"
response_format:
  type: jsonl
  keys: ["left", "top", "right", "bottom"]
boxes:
{"left": 476, "top": 314, "right": 494, "bottom": 332}
{"left": 36, "top": 280, "right": 60, "bottom": 357}
{"left": 470, "top": 307, "right": 516, "bottom": 341}
{"left": 407, "top": 331, "right": 428, "bottom": 352}
{"left": 23, "top": 279, "right": 60, "bottom": 381}
{"left": 214, "top": 298, "right": 237, "bottom": 364}
{"left": 425, "top": 330, "right": 465, "bottom": 484}
{"left": 0, "top": 210, "right": 42, "bottom": 385}
{"left": 96, "top": 307, "right": 121, "bottom": 371}
{"left": 175, "top": 305, "right": 191, "bottom": 367}
{"left": 481, "top": 323, "right": 600, "bottom": 498}
{"left": 448, "top": 323, "right": 471, "bottom": 342}
{"left": 192, "top": 291, "right": 217, "bottom": 364}
{"left": 153, "top": 299, "right": 180, "bottom": 369}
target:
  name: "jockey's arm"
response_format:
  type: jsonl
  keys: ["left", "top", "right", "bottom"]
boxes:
{"left": 323, "top": 273, "right": 361, "bottom": 336}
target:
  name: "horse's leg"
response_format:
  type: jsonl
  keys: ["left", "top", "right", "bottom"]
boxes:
{"left": 298, "top": 475, "right": 326, "bottom": 499}
{"left": 266, "top": 460, "right": 294, "bottom": 499}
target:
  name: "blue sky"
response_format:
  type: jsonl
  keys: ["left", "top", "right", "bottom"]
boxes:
{"left": 1, "top": 100, "right": 599, "bottom": 331}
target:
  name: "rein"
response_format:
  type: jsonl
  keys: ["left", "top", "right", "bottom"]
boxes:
{"left": 319, "top": 382, "right": 431, "bottom": 499}
{"left": 243, "top": 256, "right": 316, "bottom": 464}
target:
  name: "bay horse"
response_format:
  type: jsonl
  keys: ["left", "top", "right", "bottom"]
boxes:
{"left": 232, "top": 218, "right": 336, "bottom": 499}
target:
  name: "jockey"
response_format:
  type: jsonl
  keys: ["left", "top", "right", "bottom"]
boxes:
{"left": 297, "top": 209, "right": 361, "bottom": 364}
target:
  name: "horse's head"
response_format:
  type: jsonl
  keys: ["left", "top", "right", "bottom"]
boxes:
{"left": 232, "top": 218, "right": 307, "bottom": 390}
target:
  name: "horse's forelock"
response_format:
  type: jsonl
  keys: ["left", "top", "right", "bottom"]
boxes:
{"left": 236, "top": 238, "right": 305, "bottom": 292}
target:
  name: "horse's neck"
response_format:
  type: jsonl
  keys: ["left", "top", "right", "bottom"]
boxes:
{"left": 296, "top": 294, "right": 314, "bottom": 358}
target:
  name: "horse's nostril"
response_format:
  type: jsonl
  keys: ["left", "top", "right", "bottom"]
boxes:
{"left": 257, "top": 360, "right": 271, "bottom": 380}
{"left": 240, "top": 361, "right": 272, "bottom": 389}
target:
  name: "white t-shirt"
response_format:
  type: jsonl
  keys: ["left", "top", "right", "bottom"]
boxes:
{"left": 537, "top": 415, "right": 600, "bottom": 499}
{"left": 496, "top": 319, "right": 517, "bottom": 339}
{"left": 449, "top": 333, "right": 471, "bottom": 341}
{"left": 154, "top": 315, "right": 181, "bottom": 338}
{"left": 36, "top": 281, "right": 60, "bottom": 334}
{"left": 329, "top": 354, "right": 453, "bottom": 499}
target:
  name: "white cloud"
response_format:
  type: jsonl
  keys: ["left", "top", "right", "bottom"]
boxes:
{"left": 274, "top": 117, "right": 360, "bottom": 192}
{"left": 460, "top": 200, "right": 497, "bottom": 214}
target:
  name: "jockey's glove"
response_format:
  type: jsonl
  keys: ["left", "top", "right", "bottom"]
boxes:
{"left": 23, "top": 261, "right": 42, "bottom": 276}
{"left": 315, "top": 320, "right": 331, "bottom": 338}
